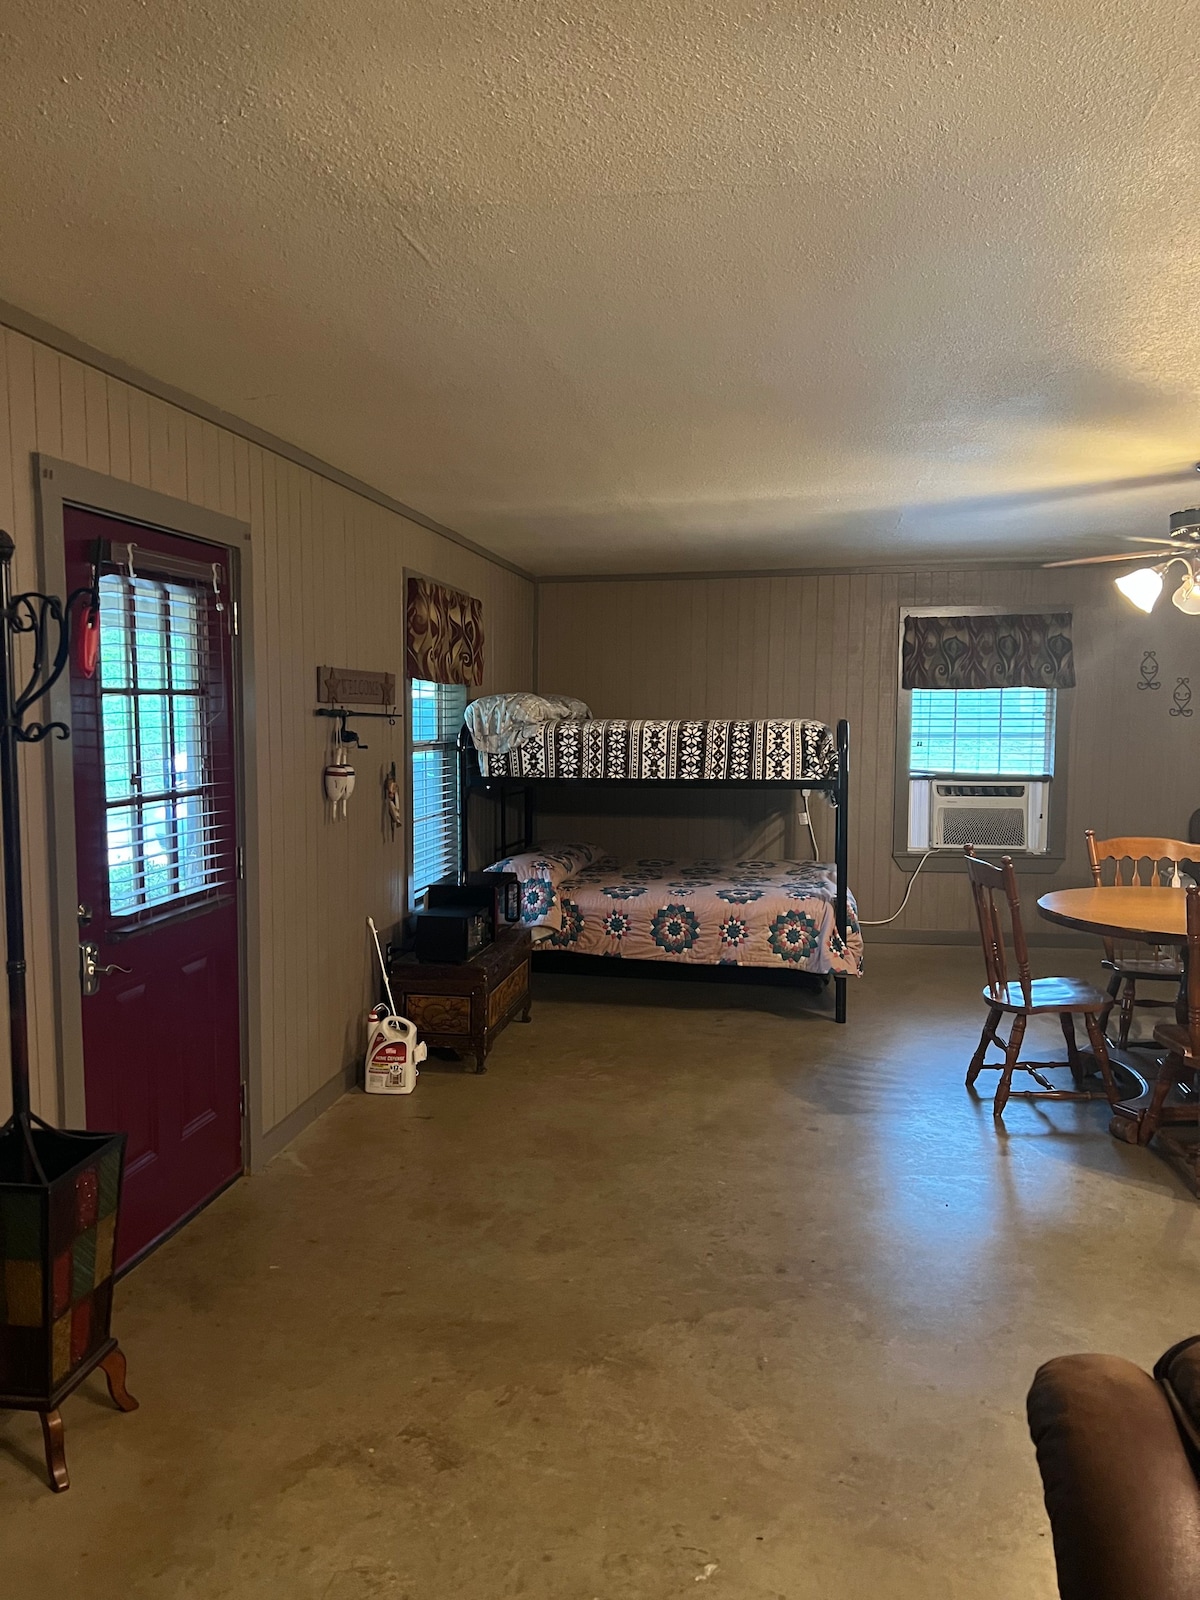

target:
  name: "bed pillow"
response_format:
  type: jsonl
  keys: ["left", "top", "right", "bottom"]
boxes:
{"left": 486, "top": 842, "right": 612, "bottom": 931}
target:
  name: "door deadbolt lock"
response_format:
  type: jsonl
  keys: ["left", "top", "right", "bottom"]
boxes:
{"left": 79, "top": 941, "right": 131, "bottom": 997}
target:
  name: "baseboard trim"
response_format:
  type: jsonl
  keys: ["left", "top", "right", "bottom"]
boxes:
{"left": 257, "top": 1062, "right": 359, "bottom": 1169}
{"left": 864, "top": 927, "right": 1096, "bottom": 948}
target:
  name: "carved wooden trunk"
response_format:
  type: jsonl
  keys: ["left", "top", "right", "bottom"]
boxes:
{"left": 387, "top": 927, "right": 532, "bottom": 1073}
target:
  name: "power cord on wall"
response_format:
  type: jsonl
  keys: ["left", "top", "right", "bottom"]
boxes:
{"left": 801, "top": 791, "right": 933, "bottom": 927}
{"left": 859, "top": 850, "right": 934, "bottom": 926}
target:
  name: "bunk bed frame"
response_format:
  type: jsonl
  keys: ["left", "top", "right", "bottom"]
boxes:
{"left": 458, "top": 718, "right": 851, "bottom": 1023}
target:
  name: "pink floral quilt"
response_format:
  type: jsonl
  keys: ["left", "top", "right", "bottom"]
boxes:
{"left": 538, "top": 856, "right": 863, "bottom": 976}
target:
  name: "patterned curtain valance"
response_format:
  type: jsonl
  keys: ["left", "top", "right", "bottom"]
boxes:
{"left": 406, "top": 577, "right": 484, "bottom": 688}
{"left": 902, "top": 613, "right": 1075, "bottom": 691}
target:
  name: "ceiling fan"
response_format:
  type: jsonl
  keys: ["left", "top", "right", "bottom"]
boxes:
{"left": 1044, "top": 503, "right": 1200, "bottom": 616}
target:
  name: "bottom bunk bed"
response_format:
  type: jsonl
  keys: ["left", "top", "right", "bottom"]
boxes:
{"left": 486, "top": 843, "right": 863, "bottom": 1009}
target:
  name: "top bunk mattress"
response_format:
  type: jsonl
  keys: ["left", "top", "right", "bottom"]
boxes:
{"left": 475, "top": 718, "right": 836, "bottom": 782}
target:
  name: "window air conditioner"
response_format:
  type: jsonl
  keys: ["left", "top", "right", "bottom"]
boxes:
{"left": 908, "top": 779, "right": 1050, "bottom": 853}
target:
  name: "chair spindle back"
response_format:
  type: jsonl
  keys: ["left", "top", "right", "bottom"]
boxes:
{"left": 1085, "top": 831, "right": 1197, "bottom": 964}
{"left": 963, "top": 845, "right": 1033, "bottom": 1004}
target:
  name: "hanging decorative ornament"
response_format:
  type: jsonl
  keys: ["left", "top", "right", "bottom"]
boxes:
{"left": 72, "top": 541, "right": 103, "bottom": 680}
{"left": 73, "top": 599, "right": 101, "bottom": 679}
{"left": 1136, "top": 650, "right": 1161, "bottom": 691}
{"left": 323, "top": 741, "right": 356, "bottom": 816}
{"left": 384, "top": 760, "right": 402, "bottom": 838}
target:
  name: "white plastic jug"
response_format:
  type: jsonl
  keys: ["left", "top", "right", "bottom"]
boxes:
{"left": 365, "top": 1009, "right": 427, "bottom": 1095}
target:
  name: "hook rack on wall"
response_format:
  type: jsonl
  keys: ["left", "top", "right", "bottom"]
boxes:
{"left": 314, "top": 706, "right": 400, "bottom": 751}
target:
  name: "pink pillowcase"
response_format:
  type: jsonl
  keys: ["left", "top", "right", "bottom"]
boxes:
{"left": 487, "top": 842, "right": 611, "bottom": 931}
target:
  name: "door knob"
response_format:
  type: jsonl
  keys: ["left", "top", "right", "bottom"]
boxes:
{"left": 79, "top": 941, "right": 132, "bottom": 997}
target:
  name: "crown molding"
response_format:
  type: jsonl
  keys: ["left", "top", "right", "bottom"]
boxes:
{"left": 0, "top": 297, "right": 533, "bottom": 583}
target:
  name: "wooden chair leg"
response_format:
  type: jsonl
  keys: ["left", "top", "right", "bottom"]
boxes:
{"left": 967, "top": 1006, "right": 1002, "bottom": 1088}
{"left": 1081, "top": 1012, "right": 1118, "bottom": 1104}
{"left": 1099, "top": 970, "right": 1121, "bottom": 1039}
{"left": 39, "top": 1409, "right": 69, "bottom": 1492}
{"left": 1118, "top": 977, "right": 1137, "bottom": 1049}
{"left": 1138, "top": 1049, "right": 1183, "bottom": 1145}
{"left": 1059, "top": 1012, "right": 1084, "bottom": 1085}
{"left": 99, "top": 1346, "right": 138, "bottom": 1413}
{"left": 995, "top": 1013, "right": 1026, "bottom": 1117}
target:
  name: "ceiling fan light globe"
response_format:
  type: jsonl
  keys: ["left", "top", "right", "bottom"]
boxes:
{"left": 1115, "top": 567, "right": 1164, "bottom": 613}
{"left": 1171, "top": 572, "right": 1200, "bottom": 615}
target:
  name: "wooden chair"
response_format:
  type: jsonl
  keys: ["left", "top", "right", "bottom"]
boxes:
{"left": 1085, "top": 831, "right": 1194, "bottom": 1048}
{"left": 1132, "top": 885, "right": 1200, "bottom": 1188}
{"left": 963, "top": 846, "right": 1117, "bottom": 1117}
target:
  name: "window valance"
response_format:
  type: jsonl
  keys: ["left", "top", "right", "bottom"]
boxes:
{"left": 902, "top": 613, "right": 1075, "bottom": 691}
{"left": 406, "top": 577, "right": 484, "bottom": 688}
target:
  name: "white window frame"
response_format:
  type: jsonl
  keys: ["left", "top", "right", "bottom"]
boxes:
{"left": 409, "top": 678, "right": 467, "bottom": 907}
{"left": 892, "top": 606, "right": 1070, "bottom": 874}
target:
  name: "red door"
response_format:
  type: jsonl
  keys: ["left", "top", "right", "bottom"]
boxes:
{"left": 65, "top": 507, "right": 243, "bottom": 1267}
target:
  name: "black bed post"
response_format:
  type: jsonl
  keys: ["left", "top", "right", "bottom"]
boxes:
{"left": 833, "top": 718, "right": 849, "bottom": 1024}
{"left": 523, "top": 783, "right": 535, "bottom": 852}
{"left": 457, "top": 726, "right": 471, "bottom": 882}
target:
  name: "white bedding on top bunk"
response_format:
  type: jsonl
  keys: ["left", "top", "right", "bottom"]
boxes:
{"left": 464, "top": 692, "right": 592, "bottom": 755}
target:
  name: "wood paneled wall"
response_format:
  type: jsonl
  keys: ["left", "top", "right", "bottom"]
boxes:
{"left": 0, "top": 326, "right": 534, "bottom": 1133}
{"left": 535, "top": 568, "right": 1200, "bottom": 934}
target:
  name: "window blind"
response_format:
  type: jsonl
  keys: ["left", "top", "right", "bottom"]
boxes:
{"left": 411, "top": 679, "right": 467, "bottom": 900}
{"left": 98, "top": 565, "right": 235, "bottom": 921}
{"left": 909, "top": 688, "right": 1056, "bottom": 776}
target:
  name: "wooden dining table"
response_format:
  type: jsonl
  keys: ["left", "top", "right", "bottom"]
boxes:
{"left": 1037, "top": 885, "right": 1188, "bottom": 1144}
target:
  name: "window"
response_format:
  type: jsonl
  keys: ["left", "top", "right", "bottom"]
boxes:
{"left": 909, "top": 688, "right": 1057, "bottom": 776}
{"left": 896, "top": 610, "right": 1069, "bottom": 864}
{"left": 411, "top": 679, "right": 467, "bottom": 902}
{"left": 99, "top": 569, "right": 230, "bottom": 919}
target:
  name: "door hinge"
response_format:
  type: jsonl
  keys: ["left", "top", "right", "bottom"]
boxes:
{"left": 229, "top": 599, "right": 239, "bottom": 637}
{"left": 236, "top": 845, "right": 245, "bottom": 881}
{"left": 239, "top": 1081, "right": 247, "bottom": 1120}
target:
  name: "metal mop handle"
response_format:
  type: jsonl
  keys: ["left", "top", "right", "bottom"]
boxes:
{"left": 366, "top": 917, "right": 398, "bottom": 1015}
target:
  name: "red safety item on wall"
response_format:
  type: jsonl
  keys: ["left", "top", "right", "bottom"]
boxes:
{"left": 74, "top": 599, "right": 101, "bottom": 679}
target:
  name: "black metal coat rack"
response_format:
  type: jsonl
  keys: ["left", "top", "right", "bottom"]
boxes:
{"left": 0, "top": 530, "right": 138, "bottom": 1492}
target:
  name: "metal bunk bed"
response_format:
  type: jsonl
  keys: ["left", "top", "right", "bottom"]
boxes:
{"left": 457, "top": 717, "right": 852, "bottom": 1023}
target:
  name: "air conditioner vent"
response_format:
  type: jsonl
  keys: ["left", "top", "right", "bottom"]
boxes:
{"left": 935, "top": 783, "right": 1026, "bottom": 799}
{"left": 937, "top": 806, "right": 1027, "bottom": 849}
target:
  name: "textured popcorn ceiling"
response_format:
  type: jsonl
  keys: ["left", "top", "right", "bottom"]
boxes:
{"left": 1, "top": 1, "right": 1197, "bottom": 575}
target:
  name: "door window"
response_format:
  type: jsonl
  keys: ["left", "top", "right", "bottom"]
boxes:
{"left": 98, "top": 570, "right": 230, "bottom": 921}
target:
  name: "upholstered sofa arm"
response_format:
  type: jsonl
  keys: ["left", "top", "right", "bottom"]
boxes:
{"left": 1028, "top": 1354, "right": 1200, "bottom": 1600}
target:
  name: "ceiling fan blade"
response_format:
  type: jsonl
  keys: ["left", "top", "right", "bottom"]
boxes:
{"left": 1122, "top": 535, "right": 1186, "bottom": 545}
{"left": 1043, "top": 552, "right": 1160, "bottom": 567}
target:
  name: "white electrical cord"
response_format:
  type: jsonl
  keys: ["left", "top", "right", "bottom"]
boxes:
{"left": 801, "top": 789, "right": 821, "bottom": 859}
{"left": 859, "top": 850, "right": 934, "bottom": 926}
{"left": 800, "top": 795, "right": 930, "bottom": 927}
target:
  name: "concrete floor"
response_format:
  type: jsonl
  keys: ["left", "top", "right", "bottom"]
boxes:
{"left": 3, "top": 945, "right": 1200, "bottom": 1598}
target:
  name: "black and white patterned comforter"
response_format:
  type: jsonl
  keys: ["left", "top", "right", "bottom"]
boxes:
{"left": 476, "top": 718, "right": 836, "bottom": 781}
